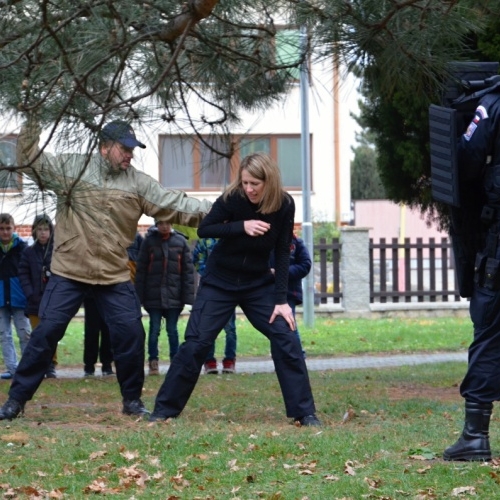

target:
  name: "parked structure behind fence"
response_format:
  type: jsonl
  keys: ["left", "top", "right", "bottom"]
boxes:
{"left": 312, "top": 227, "right": 468, "bottom": 317}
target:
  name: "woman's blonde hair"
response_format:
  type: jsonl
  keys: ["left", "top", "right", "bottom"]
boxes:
{"left": 223, "top": 152, "right": 285, "bottom": 214}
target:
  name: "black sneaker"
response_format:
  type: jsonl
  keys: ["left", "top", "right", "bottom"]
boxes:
{"left": 122, "top": 399, "right": 150, "bottom": 417}
{"left": 45, "top": 363, "right": 57, "bottom": 379}
{"left": 149, "top": 412, "right": 178, "bottom": 422}
{"left": 102, "top": 367, "right": 115, "bottom": 376}
{"left": 0, "top": 398, "right": 25, "bottom": 420}
{"left": 149, "top": 412, "right": 167, "bottom": 422}
{"left": 294, "top": 414, "right": 322, "bottom": 427}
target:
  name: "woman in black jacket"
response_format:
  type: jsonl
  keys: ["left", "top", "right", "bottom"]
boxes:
{"left": 150, "top": 152, "right": 319, "bottom": 426}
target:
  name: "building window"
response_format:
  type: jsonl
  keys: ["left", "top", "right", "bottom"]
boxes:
{"left": 159, "top": 134, "right": 307, "bottom": 191}
{"left": 0, "top": 136, "right": 22, "bottom": 191}
{"left": 160, "top": 136, "right": 232, "bottom": 190}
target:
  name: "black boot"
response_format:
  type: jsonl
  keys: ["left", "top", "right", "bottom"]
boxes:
{"left": 122, "top": 399, "right": 150, "bottom": 417}
{"left": 0, "top": 398, "right": 25, "bottom": 420}
{"left": 443, "top": 401, "right": 493, "bottom": 461}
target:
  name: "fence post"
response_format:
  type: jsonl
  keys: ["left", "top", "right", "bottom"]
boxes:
{"left": 341, "top": 227, "right": 371, "bottom": 313}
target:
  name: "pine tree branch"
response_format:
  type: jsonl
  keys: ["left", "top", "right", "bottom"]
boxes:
{"left": 136, "top": 0, "right": 219, "bottom": 42}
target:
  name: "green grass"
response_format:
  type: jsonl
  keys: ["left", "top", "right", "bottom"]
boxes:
{"left": 2, "top": 315, "right": 474, "bottom": 368}
{"left": 2, "top": 362, "right": 498, "bottom": 499}
{"left": 1, "top": 315, "right": 487, "bottom": 499}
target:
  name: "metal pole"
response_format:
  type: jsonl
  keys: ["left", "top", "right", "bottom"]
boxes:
{"left": 300, "top": 24, "right": 314, "bottom": 327}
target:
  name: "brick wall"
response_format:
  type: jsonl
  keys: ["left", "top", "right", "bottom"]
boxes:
{"left": 16, "top": 225, "right": 33, "bottom": 239}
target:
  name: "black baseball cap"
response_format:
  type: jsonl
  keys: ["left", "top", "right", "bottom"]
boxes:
{"left": 99, "top": 120, "right": 146, "bottom": 149}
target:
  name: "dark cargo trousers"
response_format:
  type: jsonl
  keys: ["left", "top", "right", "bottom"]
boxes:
{"left": 152, "top": 277, "right": 316, "bottom": 419}
{"left": 9, "top": 274, "right": 145, "bottom": 403}
{"left": 461, "top": 254, "right": 500, "bottom": 403}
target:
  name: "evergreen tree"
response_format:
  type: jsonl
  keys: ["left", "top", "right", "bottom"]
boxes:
{"left": 351, "top": 143, "right": 385, "bottom": 200}
{"left": 354, "top": 2, "right": 500, "bottom": 226}
{"left": 350, "top": 127, "right": 385, "bottom": 200}
{"left": 0, "top": 0, "right": 496, "bottom": 216}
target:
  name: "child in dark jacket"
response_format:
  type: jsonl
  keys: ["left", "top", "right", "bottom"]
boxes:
{"left": 0, "top": 214, "right": 31, "bottom": 379}
{"left": 83, "top": 294, "right": 114, "bottom": 377}
{"left": 193, "top": 237, "right": 237, "bottom": 374}
{"left": 270, "top": 234, "right": 312, "bottom": 357}
{"left": 19, "top": 214, "right": 57, "bottom": 378}
{"left": 135, "top": 218, "right": 195, "bottom": 375}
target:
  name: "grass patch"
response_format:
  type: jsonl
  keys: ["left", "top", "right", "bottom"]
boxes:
{"left": 2, "top": 362, "right": 498, "bottom": 499}
{"left": 1, "top": 315, "right": 484, "bottom": 498}
{"left": 3, "top": 315, "right": 474, "bottom": 368}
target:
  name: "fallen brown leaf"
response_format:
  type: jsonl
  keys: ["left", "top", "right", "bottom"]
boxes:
{"left": 344, "top": 461, "right": 356, "bottom": 476}
{"left": 89, "top": 450, "right": 107, "bottom": 460}
{"left": 0, "top": 432, "right": 29, "bottom": 443}
{"left": 341, "top": 406, "right": 356, "bottom": 424}
{"left": 451, "top": 486, "right": 476, "bottom": 496}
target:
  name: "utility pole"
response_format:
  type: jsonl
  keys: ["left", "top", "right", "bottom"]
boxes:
{"left": 300, "top": 24, "right": 314, "bottom": 327}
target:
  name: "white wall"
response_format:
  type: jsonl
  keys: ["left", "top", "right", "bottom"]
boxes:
{"left": 215, "top": 58, "right": 360, "bottom": 224}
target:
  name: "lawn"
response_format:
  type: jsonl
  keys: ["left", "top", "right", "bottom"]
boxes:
{"left": 1, "top": 362, "right": 496, "bottom": 499}
{"left": 2, "top": 315, "right": 491, "bottom": 499}
{"left": 2, "top": 314, "right": 475, "bottom": 369}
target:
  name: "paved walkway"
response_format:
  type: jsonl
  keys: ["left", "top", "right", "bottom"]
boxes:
{"left": 51, "top": 352, "right": 468, "bottom": 378}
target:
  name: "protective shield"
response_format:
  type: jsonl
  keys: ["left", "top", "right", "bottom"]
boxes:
{"left": 429, "top": 104, "right": 478, "bottom": 297}
{"left": 429, "top": 105, "right": 459, "bottom": 207}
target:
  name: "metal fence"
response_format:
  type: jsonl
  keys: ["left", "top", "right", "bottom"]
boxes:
{"left": 313, "top": 238, "right": 342, "bottom": 304}
{"left": 370, "top": 237, "right": 461, "bottom": 303}
{"left": 313, "top": 236, "right": 463, "bottom": 305}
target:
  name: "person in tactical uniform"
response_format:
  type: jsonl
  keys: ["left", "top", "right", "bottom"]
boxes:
{"left": 443, "top": 89, "right": 500, "bottom": 461}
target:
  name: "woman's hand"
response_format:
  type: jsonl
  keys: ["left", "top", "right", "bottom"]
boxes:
{"left": 269, "top": 303, "right": 295, "bottom": 331}
{"left": 244, "top": 220, "right": 270, "bottom": 237}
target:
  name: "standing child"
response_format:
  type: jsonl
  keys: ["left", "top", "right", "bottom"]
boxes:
{"left": 19, "top": 214, "right": 57, "bottom": 378}
{"left": 83, "top": 232, "right": 143, "bottom": 377}
{"left": 135, "top": 218, "right": 195, "bottom": 375}
{"left": 82, "top": 294, "right": 114, "bottom": 376}
{"left": 193, "top": 237, "right": 237, "bottom": 374}
{"left": 270, "top": 234, "right": 312, "bottom": 357}
{"left": 0, "top": 214, "right": 31, "bottom": 380}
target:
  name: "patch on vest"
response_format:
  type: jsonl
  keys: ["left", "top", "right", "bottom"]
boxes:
{"left": 464, "top": 105, "right": 488, "bottom": 141}
{"left": 464, "top": 122, "right": 477, "bottom": 141}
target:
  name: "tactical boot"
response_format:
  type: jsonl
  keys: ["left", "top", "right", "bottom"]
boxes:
{"left": 443, "top": 401, "right": 493, "bottom": 461}
{"left": 0, "top": 398, "right": 25, "bottom": 420}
